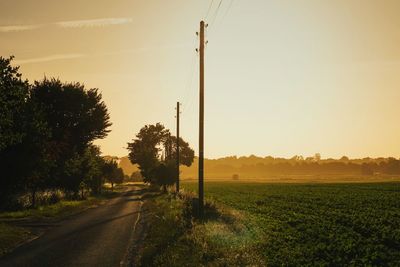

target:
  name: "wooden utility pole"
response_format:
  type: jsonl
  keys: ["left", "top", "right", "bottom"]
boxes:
{"left": 176, "top": 101, "right": 180, "bottom": 193}
{"left": 198, "top": 20, "right": 205, "bottom": 217}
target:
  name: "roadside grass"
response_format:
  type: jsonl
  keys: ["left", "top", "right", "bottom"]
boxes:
{"left": 135, "top": 190, "right": 264, "bottom": 266}
{"left": 0, "top": 223, "right": 33, "bottom": 257}
{"left": 0, "top": 190, "right": 119, "bottom": 221}
{"left": 0, "top": 185, "right": 131, "bottom": 257}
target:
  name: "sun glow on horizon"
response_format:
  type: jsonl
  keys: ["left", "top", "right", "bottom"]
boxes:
{"left": 1, "top": 0, "right": 399, "bottom": 159}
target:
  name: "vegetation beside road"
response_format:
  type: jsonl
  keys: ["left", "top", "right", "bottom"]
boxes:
{"left": 0, "top": 190, "right": 118, "bottom": 221}
{"left": 134, "top": 190, "right": 264, "bottom": 266}
{"left": 0, "top": 186, "right": 125, "bottom": 257}
{"left": 0, "top": 56, "right": 126, "bottom": 212}
{"left": 0, "top": 223, "right": 32, "bottom": 257}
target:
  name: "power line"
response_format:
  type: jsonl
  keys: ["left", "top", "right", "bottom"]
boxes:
{"left": 222, "top": 0, "right": 234, "bottom": 20}
{"left": 209, "top": 0, "right": 223, "bottom": 27}
{"left": 181, "top": 51, "right": 197, "bottom": 107}
{"left": 182, "top": 56, "right": 199, "bottom": 124}
{"left": 206, "top": 0, "right": 234, "bottom": 39}
{"left": 183, "top": 57, "right": 198, "bottom": 111}
{"left": 205, "top": 0, "right": 215, "bottom": 19}
{"left": 180, "top": 32, "right": 198, "bottom": 106}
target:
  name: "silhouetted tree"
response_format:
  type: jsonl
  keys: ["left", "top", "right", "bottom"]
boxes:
{"left": 81, "top": 145, "right": 106, "bottom": 195}
{"left": 150, "top": 162, "right": 175, "bottom": 192}
{"left": 385, "top": 158, "right": 400, "bottom": 175}
{"left": 127, "top": 123, "right": 194, "bottom": 190}
{"left": 0, "top": 56, "right": 50, "bottom": 208}
{"left": 31, "top": 78, "right": 111, "bottom": 194}
{"left": 103, "top": 160, "right": 124, "bottom": 190}
{"left": 127, "top": 123, "right": 169, "bottom": 183}
{"left": 0, "top": 56, "right": 29, "bottom": 150}
{"left": 130, "top": 171, "right": 143, "bottom": 182}
{"left": 361, "top": 163, "right": 374, "bottom": 175}
{"left": 164, "top": 135, "right": 195, "bottom": 167}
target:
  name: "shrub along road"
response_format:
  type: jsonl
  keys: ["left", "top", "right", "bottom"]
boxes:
{"left": 0, "top": 185, "right": 145, "bottom": 267}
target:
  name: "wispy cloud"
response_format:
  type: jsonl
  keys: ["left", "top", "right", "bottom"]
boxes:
{"left": 0, "top": 17, "right": 133, "bottom": 33}
{"left": 0, "top": 24, "right": 42, "bottom": 33}
{"left": 14, "top": 42, "right": 190, "bottom": 65}
{"left": 14, "top": 54, "right": 85, "bottom": 65}
{"left": 56, "top": 17, "right": 133, "bottom": 28}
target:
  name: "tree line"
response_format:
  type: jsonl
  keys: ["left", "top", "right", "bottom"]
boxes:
{"left": 0, "top": 56, "right": 123, "bottom": 210}
{"left": 179, "top": 154, "right": 400, "bottom": 179}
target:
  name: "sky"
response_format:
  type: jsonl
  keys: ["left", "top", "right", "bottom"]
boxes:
{"left": 1, "top": 0, "right": 399, "bottom": 159}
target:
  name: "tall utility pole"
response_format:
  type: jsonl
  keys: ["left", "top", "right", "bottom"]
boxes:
{"left": 198, "top": 20, "right": 205, "bottom": 217}
{"left": 176, "top": 101, "right": 180, "bottom": 193}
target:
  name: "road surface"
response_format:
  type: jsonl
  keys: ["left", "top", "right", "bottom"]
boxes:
{"left": 0, "top": 185, "right": 145, "bottom": 267}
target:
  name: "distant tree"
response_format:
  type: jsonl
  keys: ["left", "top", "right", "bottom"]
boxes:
{"left": 361, "top": 163, "right": 374, "bottom": 175}
{"left": 130, "top": 171, "right": 143, "bottom": 182}
{"left": 150, "top": 162, "right": 175, "bottom": 193}
{"left": 314, "top": 153, "right": 321, "bottom": 162}
{"left": 290, "top": 155, "right": 304, "bottom": 162}
{"left": 113, "top": 167, "right": 125, "bottom": 187}
{"left": 82, "top": 145, "right": 105, "bottom": 195}
{"left": 305, "top": 157, "right": 314, "bottom": 162}
{"left": 384, "top": 158, "right": 400, "bottom": 175}
{"left": 127, "top": 123, "right": 169, "bottom": 183}
{"left": 127, "top": 123, "right": 194, "bottom": 190}
{"left": 164, "top": 135, "right": 195, "bottom": 167}
{"left": 103, "top": 160, "right": 124, "bottom": 190}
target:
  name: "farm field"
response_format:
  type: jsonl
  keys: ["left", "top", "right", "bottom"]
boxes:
{"left": 182, "top": 181, "right": 400, "bottom": 266}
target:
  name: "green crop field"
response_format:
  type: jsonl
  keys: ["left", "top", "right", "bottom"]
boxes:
{"left": 181, "top": 181, "right": 400, "bottom": 266}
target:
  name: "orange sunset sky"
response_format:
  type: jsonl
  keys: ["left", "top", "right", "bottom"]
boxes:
{"left": 1, "top": 0, "right": 399, "bottom": 159}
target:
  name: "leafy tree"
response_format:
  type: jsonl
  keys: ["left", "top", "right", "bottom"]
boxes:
{"left": 164, "top": 135, "right": 195, "bottom": 167}
{"left": 127, "top": 123, "right": 169, "bottom": 183}
{"left": 112, "top": 167, "right": 125, "bottom": 188}
{"left": 385, "top": 158, "right": 400, "bottom": 175}
{"left": 31, "top": 78, "right": 112, "bottom": 193}
{"left": 150, "top": 162, "right": 175, "bottom": 193}
{"left": 81, "top": 145, "right": 105, "bottom": 195}
{"left": 0, "top": 56, "right": 29, "bottom": 150}
{"left": 361, "top": 163, "right": 374, "bottom": 176}
{"left": 127, "top": 123, "right": 194, "bottom": 190}
{"left": 31, "top": 78, "right": 111, "bottom": 152}
{"left": 103, "top": 160, "right": 124, "bottom": 190}
{"left": 0, "top": 57, "right": 50, "bottom": 208}
{"left": 130, "top": 171, "right": 143, "bottom": 182}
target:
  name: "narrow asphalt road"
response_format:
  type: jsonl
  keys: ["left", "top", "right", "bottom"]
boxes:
{"left": 0, "top": 185, "right": 145, "bottom": 267}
